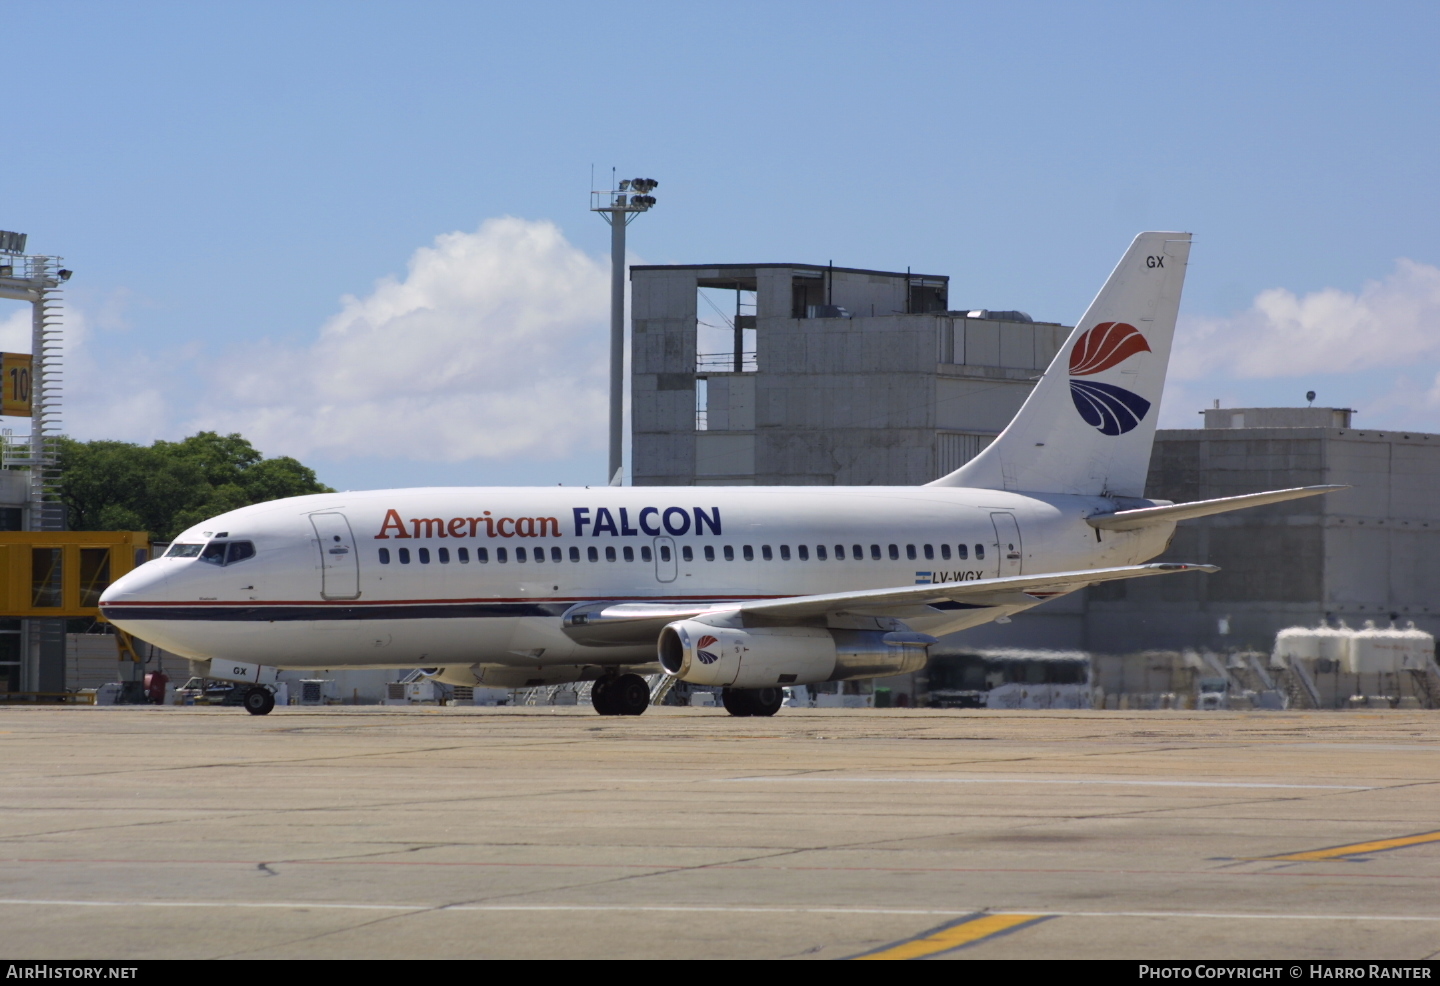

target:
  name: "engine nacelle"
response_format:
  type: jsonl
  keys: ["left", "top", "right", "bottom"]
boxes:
{"left": 657, "top": 620, "right": 932, "bottom": 689}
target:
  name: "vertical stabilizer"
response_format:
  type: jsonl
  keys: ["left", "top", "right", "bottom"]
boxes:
{"left": 927, "top": 232, "right": 1191, "bottom": 497}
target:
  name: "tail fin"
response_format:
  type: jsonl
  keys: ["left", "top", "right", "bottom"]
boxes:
{"left": 928, "top": 231, "right": 1191, "bottom": 497}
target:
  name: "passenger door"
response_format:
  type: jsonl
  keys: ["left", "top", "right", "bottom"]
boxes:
{"left": 310, "top": 512, "right": 361, "bottom": 600}
{"left": 653, "top": 536, "right": 677, "bottom": 583}
{"left": 991, "top": 512, "right": 1023, "bottom": 578}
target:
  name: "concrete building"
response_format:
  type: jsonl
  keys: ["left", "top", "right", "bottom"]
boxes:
{"left": 630, "top": 262, "right": 1071, "bottom": 486}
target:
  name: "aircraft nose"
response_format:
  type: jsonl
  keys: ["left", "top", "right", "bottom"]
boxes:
{"left": 101, "top": 561, "right": 171, "bottom": 605}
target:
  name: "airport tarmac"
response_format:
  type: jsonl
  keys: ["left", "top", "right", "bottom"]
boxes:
{"left": 1, "top": 706, "right": 1438, "bottom": 960}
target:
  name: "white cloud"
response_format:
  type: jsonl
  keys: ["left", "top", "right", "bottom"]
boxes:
{"left": 1172, "top": 258, "right": 1440, "bottom": 380}
{"left": 188, "top": 217, "right": 611, "bottom": 463}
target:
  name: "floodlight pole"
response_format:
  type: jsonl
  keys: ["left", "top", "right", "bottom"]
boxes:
{"left": 591, "top": 176, "right": 657, "bottom": 486}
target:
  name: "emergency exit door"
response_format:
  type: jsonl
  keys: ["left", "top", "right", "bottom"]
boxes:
{"left": 991, "top": 512, "right": 1023, "bottom": 577}
{"left": 310, "top": 512, "right": 360, "bottom": 599}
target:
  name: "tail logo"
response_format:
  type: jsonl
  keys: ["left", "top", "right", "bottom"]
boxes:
{"left": 696, "top": 635, "right": 720, "bottom": 665}
{"left": 1068, "top": 322, "right": 1152, "bottom": 436}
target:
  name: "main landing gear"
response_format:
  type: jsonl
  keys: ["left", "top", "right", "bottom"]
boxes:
{"left": 721, "top": 687, "right": 783, "bottom": 717}
{"left": 590, "top": 674, "right": 650, "bottom": 716}
{"left": 242, "top": 686, "right": 276, "bottom": 716}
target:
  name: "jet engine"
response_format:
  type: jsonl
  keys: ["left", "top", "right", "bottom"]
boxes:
{"left": 657, "top": 621, "right": 932, "bottom": 689}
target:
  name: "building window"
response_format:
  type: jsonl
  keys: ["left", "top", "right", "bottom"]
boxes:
{"left": 378, "top": 548, "right": 391, "bottom": 564}
{"left": 399, "top": 548, "right": 411, "bottom": 564}
{"left": 682, "top": 545, "right": 693, "bottom": 562}
{"left": 438, "top": 548, "right": 450, "bottom": 564}
{"left": 761, "top": 545, "right": 772, "bottom": 561}
{"left": 723, "top": 545, "right": 734, "bottom": 561}
{"left": 418, "top": 548, "right": 431, "bottom": 564}
{"left": 743, "top": 545, "right": 754, "bottom": 561}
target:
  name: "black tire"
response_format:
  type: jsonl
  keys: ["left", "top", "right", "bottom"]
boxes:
{"left": 721, "top": 688, "right": 753, "bottom": 717}
{"left": 611, "top": 674, "right": 651, "bottom": 716}
{"left": 748, "top": 687, "right": 783, "bottom": 717}
{"left": 243, "top": 687, "right": 275, "bottom": 716}
{"left": 590, "top": 678, "right": 618, "bottom": 715}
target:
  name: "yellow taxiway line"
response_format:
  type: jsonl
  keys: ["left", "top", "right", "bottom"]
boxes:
{"left": 851, "top": 912, "right": 1053, "bottom": 960}
{"left": 1259, "top": 829, "right": 1440, "bottom": 862}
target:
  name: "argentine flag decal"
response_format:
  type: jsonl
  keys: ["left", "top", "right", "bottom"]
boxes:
{"left": 914, "top": 572, "right": 933, "bottom": 584}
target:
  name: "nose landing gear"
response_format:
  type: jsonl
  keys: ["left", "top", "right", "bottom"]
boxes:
{"left": 242, "top": 686, "right": 276, "bottom": 716}
{"left": 590, "top": 674, "right": 650, "bottom": 716}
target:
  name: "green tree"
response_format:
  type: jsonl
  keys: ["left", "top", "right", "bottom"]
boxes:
{"left": 57, "top": 432, "right": 333, "bottom": 540}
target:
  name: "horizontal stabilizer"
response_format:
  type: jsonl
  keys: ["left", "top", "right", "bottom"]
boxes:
{"left": 1087, "top": 485, "right": 1347, "bottom": 532}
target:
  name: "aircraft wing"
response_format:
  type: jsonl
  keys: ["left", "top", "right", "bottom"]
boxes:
{"left": 561, "top": 562, "right": 1215, "bottom": 645}
{"left": 734, "top": 562, "right": 1216, "bottom": 622}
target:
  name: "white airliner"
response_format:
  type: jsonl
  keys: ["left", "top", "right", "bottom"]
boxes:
{"left": 100, "top": 232, "right": 1337, "bottom": 717}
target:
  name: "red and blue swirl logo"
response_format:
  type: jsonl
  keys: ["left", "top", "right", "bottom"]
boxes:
{"left": 1068, "top": 322, "right": 1152, "bottom": 435}
{"left": 697, "top": 635, "right": 720, "bottom": 664}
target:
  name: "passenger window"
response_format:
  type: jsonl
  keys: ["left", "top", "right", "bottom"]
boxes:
{"left": 458, "top": 547, "right": 469, "bottom": 563}
{"left": 761, "top": 545, "right": 772, "bottom": 561}
{"left": 957, "top": 544, "right": 968, "bottom": 560}
{"left": 643, "top": 545, "right": 654, "bottom": 562}
{"left": 681, "top": 545, "right": 693, "bottom": 562}
{"left": 870, "top": 545, "right": 881, "bottom": 560}
{"left": 226, "top": 541, "right": 255, "bottom": 565}
{"left": 477, "top": 548, "right": 489, "bottom": 563}
{"left": 399, "top": 548, "right": 411, "bottom": 564}
{"left": 888, "top": 544, "right": 899, "bottom": 560}
{"left": 533, "top": 547, "right": 544, "bottom": 563}
{"left": 924, "top": 544, "right": 934, "bottom": 560}
{"left": 853, "top": 544, "right": 863, "bottom": 559}
{"left": 834, "top": 545, "right": 845, "bottom": 560}
{"left": 906, "top": 545, "right": 916, "bottom": 561}
{"left": 497, "top": 548, "right": 508, "bottom": 563}
{"left": 780, "top": 545, "right": 790, "bottom": 561}
{"left": 418, "top": 548, "right": 431, "bottom": 564}
{"left": 704, "top": 545, "right": 715, "bottom": 561}
{"left": 723, "top": 545, "right": 734, "bottom": 561}
{"left": 200, "top": 542, "right": 226, "bottom": 565}
{"left": 816, "top": 545, "right": 826, "bottom": 560}
{"left": 378, "top": 548, "right": 391, "bottom": 565}
{"left": 551, "top": 547, "right": 562, "bottom": 562}
{"left": 605, "top": 546, "right": 616, "bottom": 562}
{"left": 588, "top": 546, "right": 599, "bottom": 562}
{"left": 660, "top": 545, "right": 672, "bottom": 562}
{"left": 743, "top": 545, "right": 754, "bottom": 561}
{"left": 438, "top": 548, "right": 450, "bottom": 564}
{"left": 941, "top": 544, "right": 951, "bottom": 560}
{"left": 975, "top": 544, "right": 984, "bottom": 560}
{"left": 798, "top": 545, "right": 809, "bottom": 561}
{"left": 623, "top": 546, "right": 634, "bottom": 562}
{"left": 570, "top": 547, "right": 580, "bottom": 562}
{"left": 516, "top": 547, "right": 526, "bottom": 562}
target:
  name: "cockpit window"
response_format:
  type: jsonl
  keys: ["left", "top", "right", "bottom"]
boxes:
{"left": 166, "top": 543, "right": 204, "bottom": 558}
{"left": 195, "top": 540, "right": 256, "bottom": 566}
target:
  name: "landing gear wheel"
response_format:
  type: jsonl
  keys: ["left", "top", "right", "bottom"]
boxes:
{"left": 611, "top": 674, "right": 651, "bottom": 716}
{"left": 243, "top": 686, "right": 275, "bottom": 716}
{"left": 721, "top": 688, "right": 753, "bottom": 717}
{"left": 748, "top": 687, "right": 783, "bottom": 717}
{"left": 590, "top": 678, "right": 620, "bottom": 716}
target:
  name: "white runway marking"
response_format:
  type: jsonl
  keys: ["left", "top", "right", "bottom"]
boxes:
{"left": 715, "top": 776, "right": 1373, "bottom": 790}
{"left": 1, "top": 899, "right": 1436, "bottom": 922}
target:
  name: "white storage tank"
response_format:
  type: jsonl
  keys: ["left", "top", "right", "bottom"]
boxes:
{"left": 1350, "top": 620, "right": 1406, "bottom": 674}
{"left": 1313, "top": 623, "right": 1353, "bottom": 672}
{"left": 1396, "top": 621, "right": 1436, "bottom": 671}
{"left": 1273, "top": 626, "right": 1320, "bottom": 667}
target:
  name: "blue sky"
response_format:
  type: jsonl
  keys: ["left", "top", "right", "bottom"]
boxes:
{"left": 2, "top": 1, "right": 1437, "bottom": 489}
